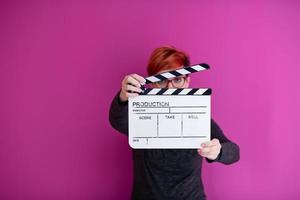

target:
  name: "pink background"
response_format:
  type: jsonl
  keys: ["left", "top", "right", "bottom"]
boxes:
{"left": 1, "top": 1, "right": 300, "bottom": 199}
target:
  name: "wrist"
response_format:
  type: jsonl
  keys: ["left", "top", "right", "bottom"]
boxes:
{"left": 119, "top": 92, "right": 127, "bottom": 102}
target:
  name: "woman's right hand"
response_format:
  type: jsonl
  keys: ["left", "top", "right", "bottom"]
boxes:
{"left": 119, "top": 74, "right": 146, "bottom": 102}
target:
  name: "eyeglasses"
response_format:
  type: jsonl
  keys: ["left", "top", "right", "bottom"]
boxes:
{"left": 154, "top": 76, "right": 187, "bottom": 88}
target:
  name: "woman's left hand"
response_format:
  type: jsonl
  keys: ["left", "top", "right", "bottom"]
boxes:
{"left": 197, "top": 138, "right": 221, "bottom": 160}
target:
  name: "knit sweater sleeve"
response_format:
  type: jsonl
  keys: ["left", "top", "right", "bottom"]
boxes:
{"left": 206, "top": 119, "right": 240, "bottom": 165}
{"left": 109, "top": 91, "right": 129, "bottom": 136}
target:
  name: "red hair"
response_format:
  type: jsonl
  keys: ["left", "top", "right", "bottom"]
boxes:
{"left": 147, "top": 46, "right": 190, "bottom": 76}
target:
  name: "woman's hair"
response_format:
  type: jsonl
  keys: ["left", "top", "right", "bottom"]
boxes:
{"left": 147, "top": 46, "right": 190, "bottom": 76}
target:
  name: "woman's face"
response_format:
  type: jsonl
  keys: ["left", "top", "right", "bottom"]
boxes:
{"left": 151, "top": 66, "right": 190, "bottom": 89}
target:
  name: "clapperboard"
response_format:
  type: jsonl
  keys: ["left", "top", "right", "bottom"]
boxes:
{"left": 129, "top": 64, "right": 211, "bottom": 149}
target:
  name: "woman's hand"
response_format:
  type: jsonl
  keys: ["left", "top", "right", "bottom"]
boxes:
{"left": 119, "top": 74, "right": 146, "bottom": 102}
{"left": 198, "top": 138, "right": 221, "bottom": 160}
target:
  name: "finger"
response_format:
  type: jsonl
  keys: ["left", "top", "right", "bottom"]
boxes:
{"left": 127, "top": 76, "right": 142, "bottom": 88}
{"left": 201, "top": 141, "right": 211, "bottom": 148}
{"left": 204, "top": 143, "right": 220, "bottom": 152}
{"left": 131, "top": 74, "right": 146, "bottom": 85}
{"left": 122, "top": 75, "right": 137, "bottom": 87}
{"left": 198, "top": 148, "right": 217, "bottom": 158}
{"left": 199, "top": 146, "right": 213, "bottom": 154}
{"left": 125, "top": 84, "right": 142, "bottom": 93}
{"left": 198, "top": 149, "right": 212, "bottom": 157}
{"left": 198, "top": 151, "right": 212, "bottom": 157}
{"left": 201, "top": 139, "right": 219, "bottom": 148}
{"left": 202, "top": 152, "right": 218, "bottom": 160}
{"left": 211, "top": 138, "right": 219, "bottom": 145}
{"left": 126, "top": 92, "right": 139, "bottom": 99}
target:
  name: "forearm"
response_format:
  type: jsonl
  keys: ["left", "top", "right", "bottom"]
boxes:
{"left": 109, "top": 91, "right": 129, "bottom": 135}
{"left": 207, "top": 119, "right": 240, "bottom": 164}
{"left": 216, "top": 142, "right": 240, "bottom": 164}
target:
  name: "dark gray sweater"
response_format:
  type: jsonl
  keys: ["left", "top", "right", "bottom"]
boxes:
{"left": 109, "top": 93, "right": 240, "bottom": 200}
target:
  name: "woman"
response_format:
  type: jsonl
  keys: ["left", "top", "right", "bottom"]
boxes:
{"left": 109, "top": 46, "right": 240, "bottom": 200}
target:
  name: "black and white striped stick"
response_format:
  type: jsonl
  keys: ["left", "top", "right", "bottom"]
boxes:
{"left": 140, "top": 88, "right": 212, "bottom": 95}
{"left": 144, "top": 63, "right": 210, "bottom": 84}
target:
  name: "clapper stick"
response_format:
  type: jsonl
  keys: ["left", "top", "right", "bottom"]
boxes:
{"left": 140, "top": 63, "right": 210, "bottom": 93}
{"left": 144, "top": 63, "right": 210, "bottom": 84}
{"left": 141, "top": 88, "right": 212, "bottom": 95}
